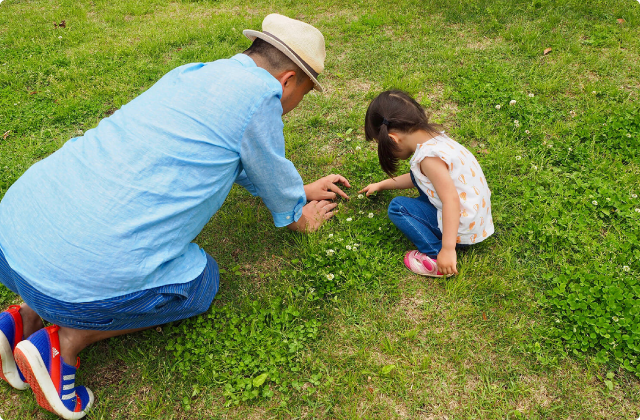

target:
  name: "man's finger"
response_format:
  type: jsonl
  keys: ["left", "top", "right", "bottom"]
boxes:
{"left": 330, "top": 174, "right": 351, "bottom": 188}
{"left": 324, "top": 211, "right": 335, "bottom": 220}
{"left": 328, "top": 183, "right": 349, "bottom": 200}
{"left": 323, "top": 202, "right": 338, "bottom": 211}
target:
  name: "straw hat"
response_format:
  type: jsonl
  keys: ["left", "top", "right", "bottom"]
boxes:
{"left": 243, "top": 14, "right": 325, "bottom": 92}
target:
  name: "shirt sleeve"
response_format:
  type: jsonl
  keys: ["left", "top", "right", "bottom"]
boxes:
{"left": 239, "top": 91, "right": 306, "bottom": 227}
{"left": 234, "top": 170, "right": 258, "bottom": 196}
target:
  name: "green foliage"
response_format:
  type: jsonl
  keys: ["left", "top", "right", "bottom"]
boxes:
{"left": 540, "top": 270, "right": 640, "bottom": 374}
{"left": 165, "top": 299, "right": 319, "bottom": 405}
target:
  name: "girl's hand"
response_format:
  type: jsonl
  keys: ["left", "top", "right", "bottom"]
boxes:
{"left": 359, "top": 182, "right": 383, "bottom": 197}
{"left": 436, "top": 248, "right": 458, "bottom": 276}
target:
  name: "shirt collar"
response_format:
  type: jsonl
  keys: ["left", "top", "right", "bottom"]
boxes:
{"left": 230, "top": 53, "right": 256, "bottom": 67}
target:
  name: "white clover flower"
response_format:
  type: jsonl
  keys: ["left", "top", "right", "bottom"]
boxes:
{"left": 479, "top": 143, "right": 485, "bottom": 148}
{"left": 328, "top": 233, "right": 334, "bottom": 238}
{"left": 378, "top": 227, "right": 382, "bottom": 231}
{"left": 632, "top": 194, "right": 637, "bottom": 198}
{"left": 346, "top": 217, "right": 353, "bottom": 222}
{"left": 514, "top": 120, "right": 520, "bottom": 127}
{"left": 592, "top": 200, "right": 598, "bottom": 205}
{"left": 358, "top": 210, "right": 364, "bottom": 214}
{"left": 547, "top": 144, "right": 553, "bottom": 148}
{"left": 355, "top": 146, "right": 362, "bottom": 151}
{"left": 555, "top": 319, "right": 561, "bottom": 323}
{"left": 606, "top": 197, "right": 611, "bottom": 201}
{"left": 515, "top": 156, "right": 522, "bottom": 160}
{"left": 326, "top": 249, "right": 335, "bottom": 256}
{"left": 613, "top": 316, "right": 620, "bottom": 321}
{"left": 528, "top": 93, "right": 535, "bottom": 98}
{"left": 368, "top": 213, "right": 374, "bottom": 218}
{"left": 622, "top": 266, "right": 630, "bottom": 272}
{"left": 568, "top": 147, "right": 572, "bottom": 152}
{"left": 509, "top": 100, "right": 517, "bottom": 105}
{"left": 353, "top": 243, "right": 359, "bottom": 247}
{"left": 525, "top": 130, "right": 530, "bottom": 134}
{"left": 338, "top": 237, "right": 344, "bottom": 241}
{"left": 495, "top": 104, "right": 501, "bottom": 110}
{"left": 346, "top": 245, "right": 352, "bottom": 250}
{"left": 58, "top": 36, "right": 62, "bottom": 39}
{"left": 635, "top": 208, "right": 640, "bottom": 213}
{"left": 569, "top": 110, "right": 576, "bottom": 117}
{"left": 357, "top": 194, "right": 364, "bottom": 199}
{"left": 326, "top": 273, "right": 334, "bottom": 280}
{"left": 626, "top": 134, "right": 632, "bottom": 138}
{"left": 592, "top": 91, "right": 597, "bottom": 94}
{"left": 532, "top": 165, "right": 538, "bottom": 170}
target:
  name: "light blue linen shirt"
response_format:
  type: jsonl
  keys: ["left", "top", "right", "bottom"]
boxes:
{"left": 0, "top": 54, "right": 306, "bottom": 303}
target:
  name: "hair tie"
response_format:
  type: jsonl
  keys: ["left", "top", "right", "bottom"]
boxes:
{"left": 381, "top": 118, "right": 389, "bottom": 126}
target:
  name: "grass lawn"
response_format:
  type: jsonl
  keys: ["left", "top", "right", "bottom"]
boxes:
{"left": 1, "top": 0, "right": 640, "bottom": 418}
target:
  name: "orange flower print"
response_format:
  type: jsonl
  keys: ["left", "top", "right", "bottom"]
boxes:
{"left": 480, "top": 217, "right": 484, "bottom": 226}
{"left": 427, "top": 189, "right": 435, "bottom": 198}
{"left": 482, "top": 197, "right": 486, "bottom": 208}
{"left": 470, "top": 167, "right": 476, "bottom": 177}
{"left": 458, "top": 174, "right": 467, "bottom": 184}
{"left": 470, "top": 234, "right": 477, "bottom": 243}
{"left": 469, "top": 221, "right": 476, "bottom": 230}
{"left": 459, "top": 192, "right": 467, "bottom": 201}
{"left": 473, "top": 186, "right": 480, "bottom": 195}
{"left": 448, "top": 143, "right": 455, "bottom": 150}
{"left": 456, "top": 236, "right": 461, "bottom": 244}
{"left": 461, "top": 208, "right": 469, "bottom": 217}
{"left": 473, "top": 204, "right": 480, "bottom": 212}
{"left": 459, "top": 157, "right": 465, "bottom": 166}
{"left": 460, "top": 149, "right": 467, "bottom": 156}
{"left": 482, "top": 229, "right": 488, "bottom": 238}
{"left": 480, "top": 177, "right": 484, "bottom": 186}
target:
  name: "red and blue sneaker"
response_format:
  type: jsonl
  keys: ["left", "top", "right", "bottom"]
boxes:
{"left": 14, "top": 325, "right": 94, "bottom": 419}
{"left": 0, "top": 305, "right": 29, "bottom": 390}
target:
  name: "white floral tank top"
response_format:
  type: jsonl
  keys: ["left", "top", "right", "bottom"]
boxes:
{"left": 409, "top": 133, "right": 494, "bottom": 245}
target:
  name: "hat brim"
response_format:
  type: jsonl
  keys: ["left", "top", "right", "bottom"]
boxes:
{"left": 243, "top": 29, "right": 323, "bottom": 92}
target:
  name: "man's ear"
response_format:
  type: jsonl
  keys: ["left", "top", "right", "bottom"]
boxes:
{"left": 276, "top": 70, "right": 297, "bottom": 93}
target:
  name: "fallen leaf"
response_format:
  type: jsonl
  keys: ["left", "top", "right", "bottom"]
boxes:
{"left": 543, "top": 47, "right": 552, "bottom": 55}
{"left": 617, "top": 18, "right": 625, "bottom": 24}
{"left": 2, "top": 130, "right": 10, "bottom": 140}
{"left": 54, "top": 20, "right": 66, "bottom": 28}
{"left": 470, "top": 140, "right": 479, "bottom": 148}
{"left": 483, "top": 312, "right": 487, "bottom": 321}
{"left": 29, "top": 91, "right": 38, "bottom": 95}
{"left": 478, "top": 149, "right": 489, "bottom": 155}
{"left": 368, "top": 387, "right": 373, "bottom": 393}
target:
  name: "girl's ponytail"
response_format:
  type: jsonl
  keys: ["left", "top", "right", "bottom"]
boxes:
{"left": 375, "top": 117, "right": 400, "bottom": 177}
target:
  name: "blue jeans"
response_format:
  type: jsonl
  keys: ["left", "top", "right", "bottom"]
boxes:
{"left": 388, "top": 173, "right": 468, "bottom": 258}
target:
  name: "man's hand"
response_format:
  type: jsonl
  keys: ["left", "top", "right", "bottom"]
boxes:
{"left": 304, "top": 174, "right": 351, "bottom": 201}
{"left": 359, "top": 182, "right": 384, "bottom": 197}
{"left": 436, "top": 248, "right": 458, "bottom": 276}
{"left": 288, "top": 200, "right": 338, "bottom": 233}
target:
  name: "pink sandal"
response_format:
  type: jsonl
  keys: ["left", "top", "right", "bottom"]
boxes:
{"left": 403, "top": 250, "right": 449, "bottom": 277}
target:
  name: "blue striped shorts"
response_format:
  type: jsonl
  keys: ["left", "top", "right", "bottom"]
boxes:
{"left": 0, "top": 247, "right": 219, "bottom": 330}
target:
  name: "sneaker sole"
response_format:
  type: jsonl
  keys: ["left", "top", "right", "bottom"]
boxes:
{"left": 0, "top": 330, "right": 29, "bottom": 390}
{"left": 14, "top": 340, "right": 93, "bottom": 420}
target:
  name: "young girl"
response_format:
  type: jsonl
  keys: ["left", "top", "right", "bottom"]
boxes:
{"left": 360, "top": 90, "right": 494, "bottom": 277}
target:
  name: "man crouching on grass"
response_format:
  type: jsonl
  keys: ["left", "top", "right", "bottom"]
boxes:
{"left": 0, "top": 14, "right": 349, "bottom": 419}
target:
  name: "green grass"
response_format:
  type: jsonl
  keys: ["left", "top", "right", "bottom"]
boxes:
{"left": 1, "top": 0, "right": 640, "bottom": 418}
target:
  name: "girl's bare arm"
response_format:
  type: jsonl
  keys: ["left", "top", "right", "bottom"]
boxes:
{"left": 359, "top": 173, "right": 414, "bottom": 196}
{"left": 420, "top": 157, "right": 460, "bottom": 275}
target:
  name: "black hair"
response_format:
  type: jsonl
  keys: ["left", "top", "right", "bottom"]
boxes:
{"left": 364, "top": 90, "right": 442, "bottom": 176}
{"left": 244, "top": 38, "right": 307, "bottom": 85}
